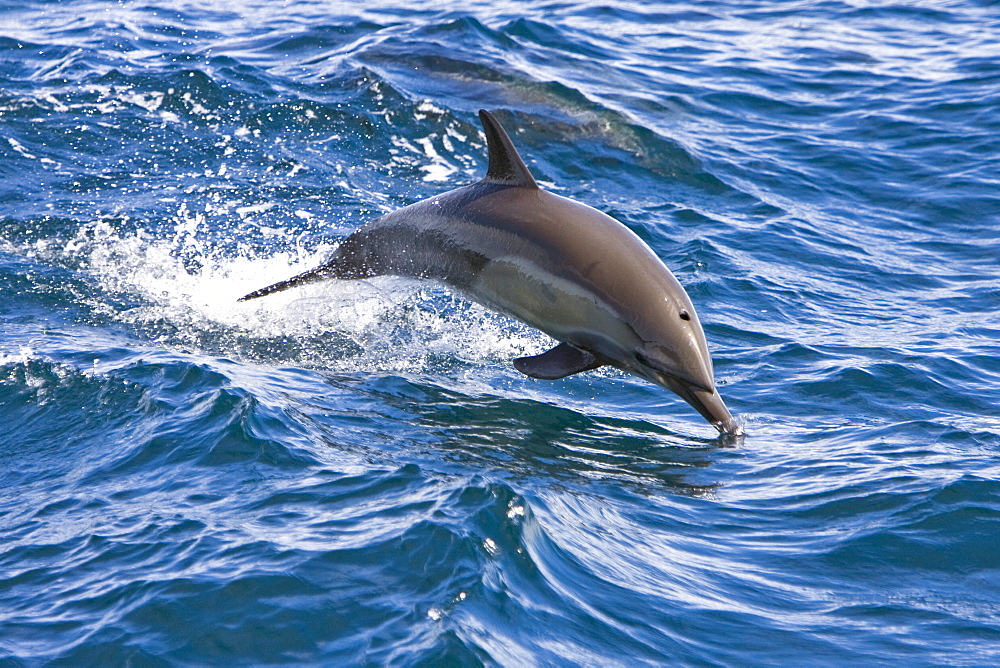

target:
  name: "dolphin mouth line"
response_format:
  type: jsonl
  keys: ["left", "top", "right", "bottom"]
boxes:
{"left": 633, "top": 353, "right": 713, "bottom": 395}
{"left": 665, "top": 372, "right": 713, "bottom": 395}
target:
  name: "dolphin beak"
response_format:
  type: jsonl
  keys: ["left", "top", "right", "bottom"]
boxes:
{"left": 675, "top": 382, "right": 744, "bottom": 438}
{"left": 635, "top": 357, "right": 742, "bottom": 436}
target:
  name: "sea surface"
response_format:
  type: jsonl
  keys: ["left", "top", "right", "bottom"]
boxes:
{"left": 2, "top": 0, "right": 999, "bottom": 664}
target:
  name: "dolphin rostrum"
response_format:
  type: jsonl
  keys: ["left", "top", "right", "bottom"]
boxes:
{"left": 241, "top": 110, "right": 742, "bottom": 436}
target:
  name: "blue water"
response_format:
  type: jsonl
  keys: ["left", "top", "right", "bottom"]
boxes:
{"left": 2, "top": 0, "right": 999, "bottom": 664}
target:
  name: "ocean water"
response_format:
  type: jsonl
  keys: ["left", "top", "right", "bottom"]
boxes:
{"left": 2, "top": 0, "right": 999, "bottom": 664}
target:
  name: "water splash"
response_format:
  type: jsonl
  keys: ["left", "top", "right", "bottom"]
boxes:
{"left": 59, "top": 209, "right": 547, "bottom": 373}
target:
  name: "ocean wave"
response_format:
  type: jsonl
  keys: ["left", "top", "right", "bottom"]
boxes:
{"left": 3, "top": 0, "right": 1000, "bottom": 664}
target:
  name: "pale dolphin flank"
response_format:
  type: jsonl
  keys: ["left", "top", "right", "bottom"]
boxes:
{"left": 241, "top": 110, "right": 742, "bottom": 436}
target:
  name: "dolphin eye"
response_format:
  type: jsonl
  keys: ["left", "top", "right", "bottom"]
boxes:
{"left": 679, "top": 309, "right": 691, "bottom": 321}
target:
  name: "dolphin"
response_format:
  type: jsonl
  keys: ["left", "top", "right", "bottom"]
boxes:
{"left": 240, "top": 110, "right": 742, "bottom": 437}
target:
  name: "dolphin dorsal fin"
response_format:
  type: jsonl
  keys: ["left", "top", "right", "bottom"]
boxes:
{"left": 479, "top": 109, "right": 539, "bottom": 189}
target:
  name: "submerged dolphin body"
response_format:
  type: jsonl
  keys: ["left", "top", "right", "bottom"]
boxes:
{"left": 241, "top": 110, "right": 742, "bottom": 436}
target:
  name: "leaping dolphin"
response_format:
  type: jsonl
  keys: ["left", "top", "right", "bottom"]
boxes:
{"left": 241, "top": 110, "right": 742, "bottom": 437}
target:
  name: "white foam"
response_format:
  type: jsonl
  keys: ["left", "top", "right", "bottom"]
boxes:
{"left": 236, "top": 202, "right": 276, "bottom": 216}
{"left": 0, "top": 346, "right": 35, "bottom": 366}
{"left": 414, "top": 101, "right": 447, "bottom": 118}
{"left": 120, "top": 90, "right": 164, "bottom": 112}
{"left": 7, "top": 137, "right": 37, "bottom": 159}
{"left": 417, "top": 136, "right": 459, "bottom": 182}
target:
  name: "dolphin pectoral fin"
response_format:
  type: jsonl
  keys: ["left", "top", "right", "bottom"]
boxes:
{"left": 513, "top": 343, "right": 604, "bottom": 380}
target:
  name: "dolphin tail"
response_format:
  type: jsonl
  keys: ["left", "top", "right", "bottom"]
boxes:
{"left": 238, "top": 262, "right": 339, "bottom": 302}
{"left": 240, "top": 229, "right": 384, "bottom": 302}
